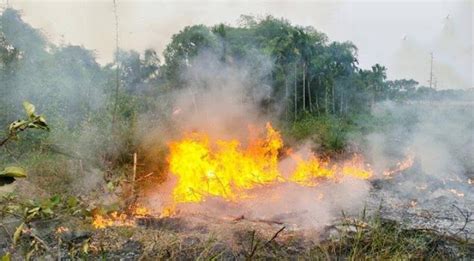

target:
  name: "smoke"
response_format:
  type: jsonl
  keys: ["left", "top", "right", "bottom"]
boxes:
{"left": 364, "top": 99, "right": 474, "bottom": 204}
{"left": 171, "top": 51, "right": 274, "bottom": 141}
{"left": 139, "top": 53, "right": 371, "bottom": 228}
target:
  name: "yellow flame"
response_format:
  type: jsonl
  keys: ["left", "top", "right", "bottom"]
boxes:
{"left": 168, "top": 123, "right": 373, "bottom": 204}
{"left": 168, "top": 123, "right": 284, "bottom": 203}
{"left": 91, "top": 123, "right": 424, "bottom": 228}
{"left": 92, "top": 205, "right": 150, "bottom": 229}
{"left": 289, "top": 153, "right": 335, "bottom": 186}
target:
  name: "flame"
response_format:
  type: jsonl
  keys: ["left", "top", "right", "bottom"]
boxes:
{"left": 167, "top": 122, "right": 373, "bottom": 204}
{"left": 289, "top": 153, "right": 335, "bottom": 186}
{"left": 92, "top": 205, "right": 150, "bottom": 229}
{"left": 341, "top": 154, "right": 373, "bottom": 180}
{"left": 90, "top": 122, "right": 424, "bottom": 228}
{"left": 168, "top": 123, "right": 283, "bottom": 203}
{"left": 383, "top": 153, "right": 415, "bottom": 177}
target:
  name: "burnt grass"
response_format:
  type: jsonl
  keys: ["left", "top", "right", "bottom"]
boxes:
{"left": 1, "top": 203, "right": 473, "bottom": 260}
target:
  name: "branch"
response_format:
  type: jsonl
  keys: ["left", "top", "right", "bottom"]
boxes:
{"left": 0, "top": 136, "right": 10, "bottom": 147}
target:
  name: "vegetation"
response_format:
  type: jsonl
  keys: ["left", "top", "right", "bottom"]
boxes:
{"left": 0, "top": 101, "right": 48, "bottom": 186}
{"left": 0, "top": 7, "right": 472, "bottom": 260}
{"left": 1, "top": 194, "right": 470, "bottom": 259}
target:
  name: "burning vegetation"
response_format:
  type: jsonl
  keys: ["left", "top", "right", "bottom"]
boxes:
{"left": 91, "top": 122, "right": 417, "bottom": 230}
{"left": 0, "top": 5, "right": 473, "bottom": 260}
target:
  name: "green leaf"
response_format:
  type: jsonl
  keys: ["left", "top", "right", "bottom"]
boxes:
{"left": 23, "top": 101, "right": 36, "bottom": 119}
{"left": 50, "top": 195, "right": 60, "bottom": 205}
{"left": 0, "top": 167, "right": 27, "bottom": 178}
{"left": 42, "top": 207, "right": 54, "bottom": 215}
{"left": 1, "top": 252, "right": 11, "bottom": 261}
{"left": 67, "top": 196, "right": 78, "bottom": 208}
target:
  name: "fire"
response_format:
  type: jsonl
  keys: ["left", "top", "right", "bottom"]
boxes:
{"left": 168, "top": 123, "right": 283, "bottom": 203}
{"left": 92, "top": 205, "right": 150, "bottom": 229}
{"left": 91, "top": 122, "right": 421, "bottom": 228}
{"left": 383, "top": 153, "right": 415, "bottom": 177}
{"left": 289, "top": 153, "right": 335, "bottom": 186}
{"left": 167, "top": 122, "right": 373, "bottom": 204}
{"left": 341, "top": 154, "right": 373, "bottom": 180}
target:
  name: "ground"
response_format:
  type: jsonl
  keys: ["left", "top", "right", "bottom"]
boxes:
{"left": 1, "top": 171, "right": 473, "bottom": 260}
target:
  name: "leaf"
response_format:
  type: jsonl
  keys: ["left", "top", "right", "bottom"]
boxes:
{"left": 8, "top": 120, "right": 28, "bottom": 133}
{"left": 82, "top": 240, "right": 90, "bottom": 254}
{"left": 1, "top": 252, "right": 11, "bottom": 261}
{"left": 13, "top": 222, "right": 24, "bottom": 247}
{"left": 27, "top": 207, "right": 41, "bottom": 214}
{"left": 49, "top": 195, "right": 61, "bottom": 205}
{"left": 23, "top": 101, "right": 36, "bottom": 119}
{"left": 34, "top": 116, "right": 49, "bottom": 130}
{"left": 0, "top": 167, "right": 27, "bottom": 178}
{"left": 42, "top": 207, "right": 53, "bottom": 215}
{"left": 67, "top": 196, "right": 78, "bottom": 208}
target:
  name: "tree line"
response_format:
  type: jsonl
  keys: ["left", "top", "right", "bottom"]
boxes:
{"left": 0, "top": 8, "right": 468, "bottom": 133}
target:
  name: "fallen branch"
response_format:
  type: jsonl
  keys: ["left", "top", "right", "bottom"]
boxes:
{"left": 233, "top": 215, "right": 284, "bottom": 225}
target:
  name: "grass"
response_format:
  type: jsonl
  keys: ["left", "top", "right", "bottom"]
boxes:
{"left": 311, "top": 213, "right": 471, "bottom": 259}
{"left": 1, "top": 193, "right": 472, "bottom": 260}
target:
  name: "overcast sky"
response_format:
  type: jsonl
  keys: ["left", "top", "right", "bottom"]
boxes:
{"left": 4, "top": 0, "right": 473, "bottom": 89}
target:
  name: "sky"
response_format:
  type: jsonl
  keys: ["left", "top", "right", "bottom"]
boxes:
{"left": 4, "top": 0, "right": 473, "bottom": 89}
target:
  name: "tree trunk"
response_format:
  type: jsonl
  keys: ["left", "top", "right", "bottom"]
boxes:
{"left": 308, "top": 77, "right": 313, "bottom": 113}
{"left": 325, "top": 80, "right": 329, "bottom": 115}
{"left": 285, "top": 78, "right": 288, "bottom": 121}
{"left": 302, "top": 62, "right": 306, "bottom": 112}
{"left": 111, "top": 0, "right": 120, "bottom": 128}
{"left": 294, "top": 63, "right": 297, "bottom": 120}
{"left": 340, "top": 89, "right": 343, "bottom": 115}
{"left": 315, "top": 77, "right": 320, "bottom": 115}
{"left": 332, "top": 82, "right": 336, "bottom": 114}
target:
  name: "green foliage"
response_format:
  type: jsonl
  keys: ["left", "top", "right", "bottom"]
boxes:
{"left": 8, "top": 101, "right": 49, "bottom": 139}
{"left": 287, "top": 114, "right": 357, "bottom": 153}
{"left": 1, "top": 101, "right": 49, "bottom": 186}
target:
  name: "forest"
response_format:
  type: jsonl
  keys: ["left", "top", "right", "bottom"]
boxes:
{"left": 0, "top": 7, "right": 473, "bottom": 260}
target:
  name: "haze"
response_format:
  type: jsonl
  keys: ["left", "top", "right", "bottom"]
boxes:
{"left": 6, "top": 0, "right": 473, "bottom": 89}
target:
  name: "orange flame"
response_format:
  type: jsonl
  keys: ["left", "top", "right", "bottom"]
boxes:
{"left": 167, "top": 122, "right": 373, "bottom": 204}
{"left": 92, "top": 205, "right": 150, "bottom": 229}
{"left": 383, "top": 153, "right": 415, "bottom": 177}
{"left": 168, "top": 123, "right": 284, "bottom": 203}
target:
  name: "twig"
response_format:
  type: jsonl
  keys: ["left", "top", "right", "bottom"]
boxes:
{"left": 132, "top": 152, "right": 137, "bottom": 195}
{"left": 452, "top": 204, "right": 473, "bottom": 236}
{"left": 245, "top": 226, "right": 286, "bottom": 260}
{"left": 135, "top": 172, "right": 154, "bottom": 182}
{"left": 0, "top": 136, "right": 10, "bottom": 147}
{"left": 0, "top": 223, "right": 12, "bottom": 242}
{"left": 25, "top": 228, "right": 51, "bottom": 252}
{"left": 233, "top": 215, "right": 284, "bottom": 225}
{"left": 263, "top": 226, "right": 286, "bottom": 248}
{"left": 246, "top": 230, "right": 257, "bottom": 260}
